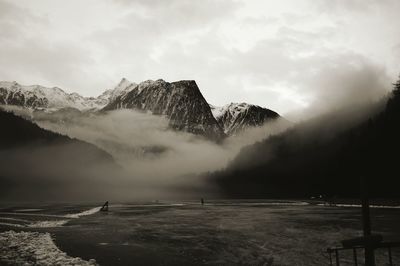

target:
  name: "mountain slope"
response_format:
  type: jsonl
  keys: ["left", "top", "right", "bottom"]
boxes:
{"left": 0, "top": 109, "right": 111, "bottom": 157}
{"left": 211, "top": 103, "right": 280, "bottom": 135}
{"left": 104, "top": 79, "right": 225, "bottom": 140}
{"left": 0, "top": 109, "right": 119, "bottom": 200}
{"left": 211, "top": 83, "right": 399, "bottom": 198}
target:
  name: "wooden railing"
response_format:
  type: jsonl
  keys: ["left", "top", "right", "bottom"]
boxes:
{"left": 327, "top": 241, "right": 400, "bottom": 266}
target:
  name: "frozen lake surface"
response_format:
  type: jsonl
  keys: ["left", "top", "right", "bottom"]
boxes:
{"left": 0, "top": 200, "right": 399, "bottom": 265}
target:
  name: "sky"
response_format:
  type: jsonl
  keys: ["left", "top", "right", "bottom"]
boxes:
{"left": 1, "top": 0, "right": 400, "bottom": 115}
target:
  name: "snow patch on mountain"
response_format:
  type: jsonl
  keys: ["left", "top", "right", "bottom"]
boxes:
{"left": 97, "top": 78, "right": 136, "bottom": 103}
{"left": 211, "top": 103, "right": 252, "bottom": 120}
{"left": 0, "top": 79, "right": 136, "bottom": 111}
{"left": 210, "top": 103, "right": 280, "bottom": 135}
{"left": 0, "top": 81, "right": 103, "bottom": 111}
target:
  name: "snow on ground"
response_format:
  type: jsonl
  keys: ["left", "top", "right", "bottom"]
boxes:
{"left": 317, "top": 203, "right": 400, "bottom": 209}
{"left": 28, "top": 220, "right": 70, "bottom": 228}
{"left": 0, "top": 222, "right": 25, "bottom": 228}
{"left": 15, "top": 209, "right": 44, "bottom": 212}
{"left": 64, "top": 207, "right": 101, "bottom": 219}
{"left": 0, "top": 230, "right": 98, "bottom": 266}
{"left": 0, "top": 207, "right": 101, "bottom": 228}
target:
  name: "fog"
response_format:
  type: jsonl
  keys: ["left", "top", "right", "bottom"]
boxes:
{"left": 0, "top": 59, "right": 393, "bottom": 201}
{"left": 0, "top": 107, "right": 289, "bottom": 201}
{"left": 284, "top": 57, "right": 392, "bottom": 122}
{"left": 0, "top": 141, "right": 121, "bottom": 202}
{"left": 34, "top": 109, "right": 289, "bottom": 176}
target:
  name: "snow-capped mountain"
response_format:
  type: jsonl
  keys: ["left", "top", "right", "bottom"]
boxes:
{"left": 0, "top": 81, "right": 106, "bottom": 111}
{"left": 0, "top": 79, "right": 137, "bottom": 111}
{"left": 210, "top": 103, "right": 279, "bottom": 135}
{"left": 97, "top": 78, "right": 136, "bottom": 104}
{"left": 0, "top": 79, "right": 281, "bottom": 139}
{"left": 104, "top": 79, "right": 226, "bottom": 140}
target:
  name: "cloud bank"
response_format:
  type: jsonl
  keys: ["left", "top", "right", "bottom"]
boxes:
{"left": 0, "top": 0, "right": 398, "bottom": 116}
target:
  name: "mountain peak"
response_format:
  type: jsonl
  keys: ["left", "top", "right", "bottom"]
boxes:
{"left": 118, "top": 77, "right": 130, "bottom": 86}
{"left": 104, "top": 79, "right": 225, "bottom": 140}
{"left": 211, "top": 102, "right": 279, "bottom": 135}
{"left": 0, "top": 78, "right": 282, "bottom": 139}
{"left": 172, "top": 80, "right": 196, "bottom": 85}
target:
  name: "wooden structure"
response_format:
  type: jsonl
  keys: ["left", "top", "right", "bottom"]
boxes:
{"left": 326, "top": 177, "right": 399, "bottom": 265}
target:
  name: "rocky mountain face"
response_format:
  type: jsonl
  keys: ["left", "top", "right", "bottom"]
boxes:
{"left": 210, "top": 103, "right": 280, "bottom": 135}
{"left": 104, "top": 79, "right": 226, "bottom": 140}
{"left": 0, "top": 79, "right": 281, "bottom": 139}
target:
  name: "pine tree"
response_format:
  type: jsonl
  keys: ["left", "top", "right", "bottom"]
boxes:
{"left": 385, "top": 74, "right": 400, "bottom": 119}
{"left": 393, "top": 75, "right": 400, "bottom": 96}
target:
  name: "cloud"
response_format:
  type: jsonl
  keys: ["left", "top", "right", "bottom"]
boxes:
{"left": 0, "top": 0, "right": 399, "bottom": 115}
{"left": 0, "top": 0, "right": 45, "bottom": 40}
{"left": 315, "top": 0, "right": 400, "bottom": 14}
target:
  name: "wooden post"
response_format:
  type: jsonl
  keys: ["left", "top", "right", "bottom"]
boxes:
{"left": 328, "top": 250, "right": 333, "bottom": 266}
{"left": 353, "top": 248, "right": 358, "bottom": 266}
{"left": 360, "top": 177, "right": 375, "bottom": 266}
{"left": 335, "top": 249, "right": 340, "bottom": 266}
{"left": 388, "top": 246, "right": 393, "bottom": 266}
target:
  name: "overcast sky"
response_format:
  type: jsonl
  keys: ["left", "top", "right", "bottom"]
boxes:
{"left": 1, "top": 0, "right": 400, "bottom": 115}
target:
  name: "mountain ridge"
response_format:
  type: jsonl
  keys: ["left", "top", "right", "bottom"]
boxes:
{"left": 104, "top": 79, "right": 226, "bottom": 140}
{"left": 210, "top": 102, "right": 280, "bottom": 135}
{"left": 0, "top": 79, "right": 281, "bottom": 139}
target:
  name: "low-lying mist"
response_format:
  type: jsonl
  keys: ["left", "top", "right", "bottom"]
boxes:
{"left": 3, "top": 108, "right": 288, "bottom": 200}
{"left": 36, "top": 109, "right": 290, "bottom": 174}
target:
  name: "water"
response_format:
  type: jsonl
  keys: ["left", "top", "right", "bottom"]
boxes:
{"left": 1, "top": 201, "right": 399, "bottom": 265}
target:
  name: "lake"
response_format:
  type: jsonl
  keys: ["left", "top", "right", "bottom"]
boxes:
{"left": 1, "top": 200, "right": 399, "bottom": 265}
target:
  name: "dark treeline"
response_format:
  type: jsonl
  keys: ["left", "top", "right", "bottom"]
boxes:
{"left": 0, "top": 109, "right": 119, "bottom": 201}
{"left": 0, "top": 108, "right": 114, "bottom": 163}
{"left": 0, "top": 108, "right": 76, "bottom": 148}
{"left": 211, "top": 78, "right": 400, "bottom": 199}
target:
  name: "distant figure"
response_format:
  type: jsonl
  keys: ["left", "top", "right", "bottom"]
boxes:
{"left": 329, "top": 195, "right": 337, "bottom": 207}
{"left": 201, "top": 198, "right": 204, "bottom": 205}
{"left": 100, "top": 201, "right": 109, "bottom": 212}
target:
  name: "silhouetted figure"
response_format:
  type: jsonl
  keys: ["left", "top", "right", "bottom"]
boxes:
{"left": 330, "top": 195, "right": 337, "bottom": 207}
{"left": 100, "top": 201, "right": 109, "bottom": 212}
{"left": 201, "top": 198, "right": 204, "bottom": 205}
